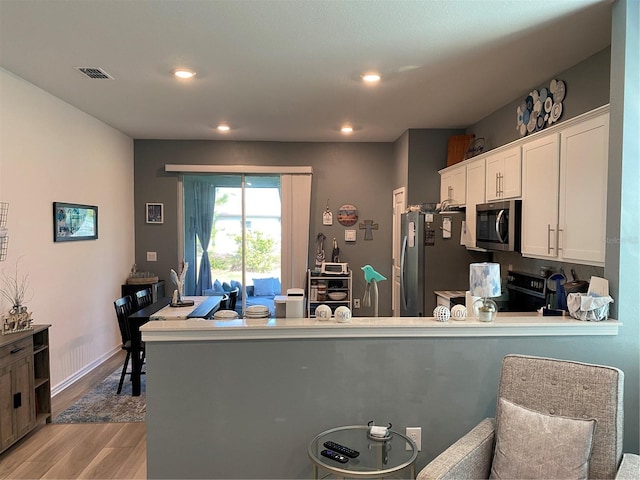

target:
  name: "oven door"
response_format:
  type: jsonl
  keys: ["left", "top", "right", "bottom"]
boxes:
{"left": 506, "top": 286, "right": 546, "bottom": 312}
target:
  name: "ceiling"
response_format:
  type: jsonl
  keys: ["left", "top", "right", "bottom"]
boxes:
{"left": 0, "top": 0, "right": 612, "bottom": 142}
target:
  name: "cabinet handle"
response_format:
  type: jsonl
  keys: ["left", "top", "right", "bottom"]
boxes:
{"left": 499, "top": 173, "right": 504, "bottom": 197}
{"left": 547, "top": 224, "right": 555, "bottom": 254}
{"left": 557, "top": 227, "right": 563, "bottom": 252}
{"left": 495, "top": 173, "right": 499, "bottom": 197}
{"left": 10, "top": 346, "right": 24, "bottom": 354}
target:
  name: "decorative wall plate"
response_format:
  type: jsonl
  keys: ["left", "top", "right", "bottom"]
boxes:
{"left": 337, "top": 204, "right": 358, "bottom": 226}
{"left": 516, "top": 79, "right": 566, "bottom": 136}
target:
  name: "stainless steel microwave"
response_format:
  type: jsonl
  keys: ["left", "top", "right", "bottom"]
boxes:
{"left": 476, "top": 200, "right": 522, "bottom": 252}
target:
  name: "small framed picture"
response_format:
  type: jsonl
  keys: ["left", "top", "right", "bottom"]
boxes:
{"left": 146, "top": 203, "right": 164, "bottom": 224}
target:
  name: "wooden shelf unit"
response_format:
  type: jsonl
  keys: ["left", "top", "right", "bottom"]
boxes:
{"left": 0, "top": 325, "right": 51, "bottom": 453}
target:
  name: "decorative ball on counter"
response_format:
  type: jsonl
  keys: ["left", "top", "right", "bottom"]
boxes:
{"left": 335, "top": 305, "right": 352, "bottom": 323}
{"left": 450, "top": 304, "right": 467, "bottom": 320}
{"left": 433, "top": 305, "right": 451, "bottom": 322}
{"left": 315, "top": 304, "right": 332, "bottom": 321}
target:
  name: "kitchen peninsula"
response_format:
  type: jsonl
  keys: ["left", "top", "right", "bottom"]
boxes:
{"left": 142, "top": 315, "right": 621, "bottom": 479}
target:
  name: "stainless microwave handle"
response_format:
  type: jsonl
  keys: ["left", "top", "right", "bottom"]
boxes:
{"left": 495, "top": 209, "right": 506, "bottom": 243}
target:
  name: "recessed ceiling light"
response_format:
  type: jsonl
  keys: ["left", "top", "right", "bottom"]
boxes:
{"left": 341, "top": 126, "right": 354, "bottom": 134}
{"left": 361, "top": 73, "right": 381, "bottom": 83}
{"left": 173, "top": 69, "right": 196, "bottom": 79}
{"left": 217, "top": 124, "right": 230, "bottom": 132}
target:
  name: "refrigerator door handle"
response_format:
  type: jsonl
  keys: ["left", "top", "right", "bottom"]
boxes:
{"left": 400, "top": 235, "right": 408, "bottom": 309}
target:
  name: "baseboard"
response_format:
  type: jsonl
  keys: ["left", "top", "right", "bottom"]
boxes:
{"left": 51, "top": 346, "right": 121, "bottom": 397}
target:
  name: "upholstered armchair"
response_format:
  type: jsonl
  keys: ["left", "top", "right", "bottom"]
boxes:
{"left": 417, "top": 355, "right": 639, "bottom": 480}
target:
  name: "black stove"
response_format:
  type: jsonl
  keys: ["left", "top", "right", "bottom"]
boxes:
{"left": 504, "top": 270, "right": 547, "bottom": 312}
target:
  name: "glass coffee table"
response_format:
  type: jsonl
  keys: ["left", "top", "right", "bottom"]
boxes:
{"left": 308, "top": 425, "right": 417, "bottom": 479}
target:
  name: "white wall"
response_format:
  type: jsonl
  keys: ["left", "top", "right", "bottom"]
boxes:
{"left": 0, "top": 68, "right": 134, "bottom": 391}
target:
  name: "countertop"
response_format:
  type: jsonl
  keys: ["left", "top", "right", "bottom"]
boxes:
{"left": 140, "top": 312, "right": 621, "bottom": 342}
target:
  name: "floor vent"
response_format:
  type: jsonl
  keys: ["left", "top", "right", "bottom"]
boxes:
{"left": 75, "top": 67, "right": 113, "bottom": 79}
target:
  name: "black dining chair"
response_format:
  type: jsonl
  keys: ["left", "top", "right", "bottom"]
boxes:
{"left": 227, "top": 287, "right": 239, "bottom": 312}
{"left": 134, "top": 288, "right": 153, "bottom": 311}
{"left": 114, "top": 295, "right": 143, "bottom": 394}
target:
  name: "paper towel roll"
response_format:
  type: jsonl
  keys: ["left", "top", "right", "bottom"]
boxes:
{"left": 466, "top": 291, "right": 480, "bottom": 317}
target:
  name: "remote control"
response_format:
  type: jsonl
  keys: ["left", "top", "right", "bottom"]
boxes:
{"left": 320, "top": 449, "right": 349, "bottom": 464}
{"left": 323, "top": 441, "right": 360, "bottom": 458}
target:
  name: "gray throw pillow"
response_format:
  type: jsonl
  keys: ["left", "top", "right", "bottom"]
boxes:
{"left": 490, "top": 398, "right": 596, "bottom": 480}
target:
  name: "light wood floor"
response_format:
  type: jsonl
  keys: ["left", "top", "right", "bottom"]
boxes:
{"left": 0, "top": 351, "right": 146, "bottom": 479}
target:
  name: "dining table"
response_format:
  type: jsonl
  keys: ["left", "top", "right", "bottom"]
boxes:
{"left": 126, "top": 295, "right": 222, "bottom": 396}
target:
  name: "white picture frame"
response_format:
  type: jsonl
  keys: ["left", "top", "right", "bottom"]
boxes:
{"left": 146, "top": 203, "right": 164, "bottom": 224}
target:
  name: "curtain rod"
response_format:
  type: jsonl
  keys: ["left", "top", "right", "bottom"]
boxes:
{"left": 165, "top": 164, "right": 313, "bottom": 174}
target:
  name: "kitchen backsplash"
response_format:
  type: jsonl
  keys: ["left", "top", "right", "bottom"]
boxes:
{"left": 494, "top": 251, "right": 605, "bottom": 283}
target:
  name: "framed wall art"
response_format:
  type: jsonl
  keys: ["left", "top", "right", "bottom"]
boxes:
{"left": 146, "top": 203, "right": 164, "bottom": 224}
{"left": 53, "top": 202, "right": 98, "bottom": 242}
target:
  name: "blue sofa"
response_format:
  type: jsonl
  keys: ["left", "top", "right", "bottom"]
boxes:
{"left": 205, "top": 277, "right": 280, "bottom": 315}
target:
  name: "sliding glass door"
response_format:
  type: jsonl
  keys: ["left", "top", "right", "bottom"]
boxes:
{"left": 182, "top": 174, "right": 282, "bottom": 311}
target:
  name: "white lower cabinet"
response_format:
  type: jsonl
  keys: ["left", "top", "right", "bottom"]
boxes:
{"left": 521, "top": 110, "right": 609, "bottom": 266}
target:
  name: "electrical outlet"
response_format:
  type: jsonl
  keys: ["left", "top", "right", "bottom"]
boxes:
{"left": 147, "top": 251, "right": 157, "bottom": 261}
{"left": 406, "top": 427, "right": 421, "bottom": 451}
{"left": 354, "top": 298, "right": 360, "bottom": 308}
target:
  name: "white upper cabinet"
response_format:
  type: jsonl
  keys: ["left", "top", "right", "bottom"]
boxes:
{"left": 485, "top": 146, "right": 521, "bottom": 201}
{"left": 521, "top": 132, "right": 561, "bottom": 258}
{"left": 440, "top": 163, "right": 466, "bottom": 206}
{"left": 464, "top": 158, "right": 486, "bottom": 249}
{"left": 558, "top": 112, "right": 609, "bottom": 265}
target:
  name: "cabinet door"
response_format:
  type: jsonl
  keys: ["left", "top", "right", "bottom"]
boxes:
{"left": 521, "top": 133, "right": 560, "bottom": 258}
{"left": 440, "top": 165, "right": 466, "bottom": 205}
{"left": 486, "top": 146, "right": 521, "bottom": 201}
{"left": 559, "top": 113, "right": 609, "bottom": 265}
{"left": 13, "top": 355, "right": 35, "bottom": 439}
{"left": 465, "top": 158, "right": 486, "bottom": 248}
{"left": 0, "top": 363, "right": 14, "bottom": 450}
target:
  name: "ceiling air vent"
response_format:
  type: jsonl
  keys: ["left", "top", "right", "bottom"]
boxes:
{"left": 75, "top": 67, "right": 113, "bottom": 79}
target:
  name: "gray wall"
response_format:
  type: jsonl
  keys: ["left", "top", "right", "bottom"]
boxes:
{"left": 133, "top": 141, "right": 396, "bottom": 316}
{"left": 467, "top": 47, "right": 611, "bottom": 151}
{"left": 405, "top": 129, "right": 465, "bottom": 205}
{"left": 146, "top": 332, "right": 628, "bottom": 479}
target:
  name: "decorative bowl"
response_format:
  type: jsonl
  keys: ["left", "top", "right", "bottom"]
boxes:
{"left": 328, "top": 292, "right": 347, "bottom": 301}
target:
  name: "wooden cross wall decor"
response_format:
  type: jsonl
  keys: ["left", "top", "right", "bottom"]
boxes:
{"left": 359, "top": 220, "right": 378, "bottom": 240}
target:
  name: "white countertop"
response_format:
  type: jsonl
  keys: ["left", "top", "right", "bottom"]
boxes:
{"left": 140, "top": 312, "right": 621, "bottom": 342}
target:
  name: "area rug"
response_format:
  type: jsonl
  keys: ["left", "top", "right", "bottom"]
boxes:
{"left": 54, "top": 367, "right": 146, "bottom": 423}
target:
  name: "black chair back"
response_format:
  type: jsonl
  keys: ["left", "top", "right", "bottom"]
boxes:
{"left": 134, "top": 288, "right": 153, "bottom": 311}
{"left": 228, "top": 287, "right": 239, "bottom": 311}
{"left": 219, "top": 293, "right": 230, "bottom": 310}
{"left": 114, "top": 295, "right": 134, "bottom": 344}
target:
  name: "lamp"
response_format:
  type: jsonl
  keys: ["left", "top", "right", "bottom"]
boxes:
{"left": 361, "top": 265, "right": 386, "bottom": 317}
{"left": 469, "top": 262, "right": 501, "bottom": 322}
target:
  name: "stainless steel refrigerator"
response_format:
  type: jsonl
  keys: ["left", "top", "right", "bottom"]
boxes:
{"left": 400, "top": 211, "right": 489, "bottom": 316}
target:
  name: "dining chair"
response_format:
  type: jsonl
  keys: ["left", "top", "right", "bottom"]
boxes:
{"left": 227, "top": 287, "right": 239, "bottom": 311}
{"left": 218, "top": 293, "right": 230, "bottom": 310}
{"left": 134, "top": 288, "right": 153, "bottom": 311}
{"left": 114, "top": 295, "right": 142, "bottom": 394}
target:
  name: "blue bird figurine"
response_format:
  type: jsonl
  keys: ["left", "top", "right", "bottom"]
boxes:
{"left": 361, "top": 265, "right": 386, "bottom": 284}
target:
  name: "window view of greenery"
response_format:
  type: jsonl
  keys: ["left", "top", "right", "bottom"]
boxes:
{"left": 197, "top": 183, "right": 281, "bottom": 286}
